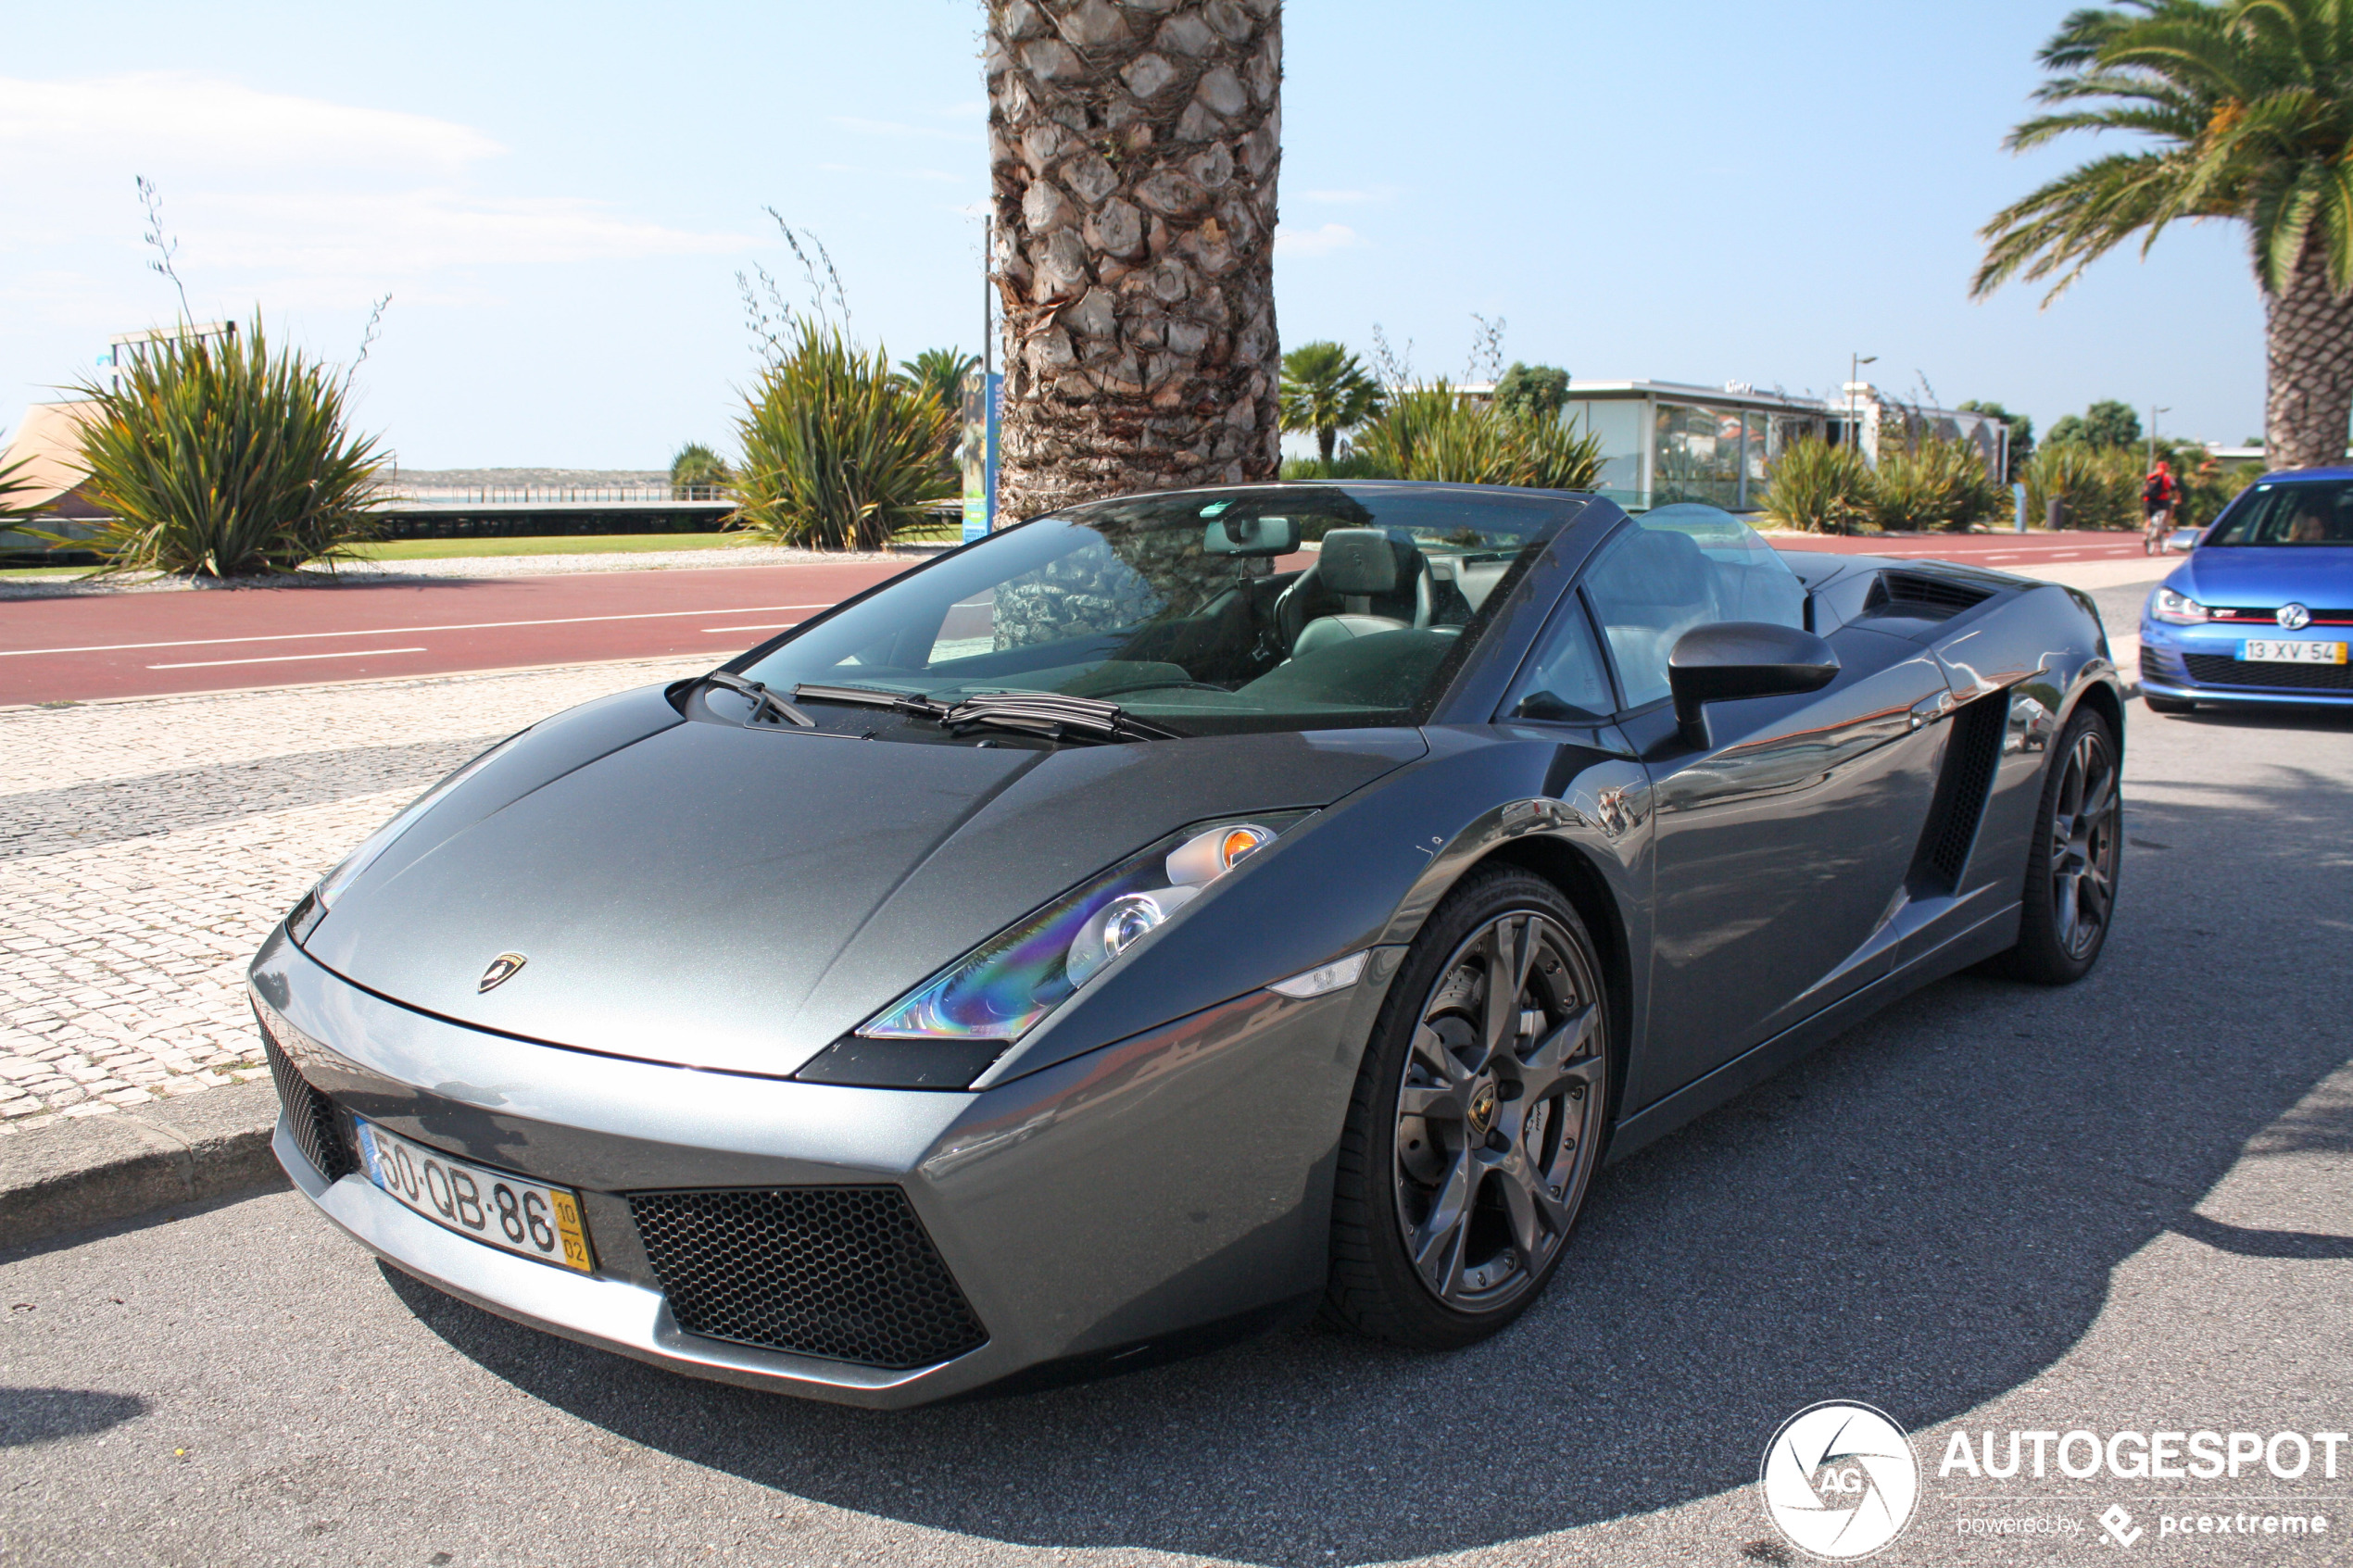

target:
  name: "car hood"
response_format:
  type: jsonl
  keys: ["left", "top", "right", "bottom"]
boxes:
{"left": 2173, "top": 546, "right": 2353, "bottom": 608}
{"left": 299, "top": 685, "right": 1424, "bottom": 1077}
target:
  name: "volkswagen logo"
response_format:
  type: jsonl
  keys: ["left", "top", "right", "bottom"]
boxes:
{"left": 478, "top": 952, "right": 529, "bottom": 992}
{"left": 2279, "top": 603, "right": 2312, "bottom": 630}
{"left": 1759, "top": 1401, "right": 1919, "bottom": 1560}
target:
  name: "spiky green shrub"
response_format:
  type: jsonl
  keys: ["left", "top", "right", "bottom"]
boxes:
{"left": 733, "top": 321, "right": 957, "bottom": 550}
{"left": 1353, "top": 383, "right": 1604, "bottom": 491}
{"left": 64, "top": 319, "right": 384, "bottom": 577}
{"left": 1761, "top": 437, "right": 1873, "bottom": 533}
{"left": 1871, "top": 437, "right": 2002, "bottom": 532}
{"left": 2023, "top": 442, "right": 2140, "bottom": 531}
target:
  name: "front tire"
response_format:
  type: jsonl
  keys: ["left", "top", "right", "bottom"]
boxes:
{"left": 1325, "top": 867, "right": 1612, "bottom": 1348}
{"left": 1993, "top": 706, "right": 2120, "bottom": 984}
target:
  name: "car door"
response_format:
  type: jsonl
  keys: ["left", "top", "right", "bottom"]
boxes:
{"left": 1581, "top": 516, "right": 1953, "bottom": 1111}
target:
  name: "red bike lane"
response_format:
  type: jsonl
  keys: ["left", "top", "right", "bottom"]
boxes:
{"left": 1, "top": 531, "right": 2151, "bottom": 709}
{"left": 0, "top": 560, "right": 913, "bottom": 706}
{"left": 1768, "top": 529, "right": 2152, "bottom": 565}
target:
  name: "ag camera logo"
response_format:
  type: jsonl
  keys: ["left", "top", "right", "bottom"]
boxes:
{"left": 1760, "top": 1401, "right": 1920, "bottom": 1560}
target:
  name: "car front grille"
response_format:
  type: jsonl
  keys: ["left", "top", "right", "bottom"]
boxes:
{"left": 629, "top": 1186, "right": 987, "bottom": 1370}
{"left": 257, "top": 1013, "right": 354, "bottom": 1182}
{"left": 2139, "top": 646, "right": 2170, "bottom": 683}
{"left": 2181, "top": 653, "right": 2353, "bottom": 692}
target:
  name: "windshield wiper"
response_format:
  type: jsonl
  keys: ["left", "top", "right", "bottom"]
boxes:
{"left": 939, "top": 691, "right": 1180, "bottom": 744}
{"left": 698, "top": 671, "right": 815, "bottom": 728}
{"left": 791, "top": 684, "right": 950, "bottom": 720}
{"left": 792, "top": 683, "right": 1176, "bottom": 744}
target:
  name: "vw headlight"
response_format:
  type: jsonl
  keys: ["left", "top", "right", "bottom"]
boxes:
{"left": 858, "top": 813, "right": 1308, "bottom": 1042}
{"left": 2149, "top": 587, "right": 2209, "bottom": 625}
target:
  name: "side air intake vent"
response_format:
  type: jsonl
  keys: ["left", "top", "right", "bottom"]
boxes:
{"left": 257, "top": 1012, "right": 355, "bottom": 1182}
{"left": 1865, "top": 571, "right": 1996, "bottom": 621}
{"left": 1907, "top": 693, "right": 2007, "bottom": 893}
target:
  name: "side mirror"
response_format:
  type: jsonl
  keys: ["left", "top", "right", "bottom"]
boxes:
{"left": 1667, "top": 621, "right": 1840, "bottom": 749}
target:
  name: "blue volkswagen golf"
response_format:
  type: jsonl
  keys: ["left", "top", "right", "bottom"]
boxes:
{"left": 2139, "top": 470, "right": 2353, "bottom": 713}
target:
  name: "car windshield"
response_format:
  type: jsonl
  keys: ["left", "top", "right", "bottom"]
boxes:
{"left": 738, "top": 484, "right": 1585, "bottom": 736}
{"left": 2205, "top": 480, "right": 2353, "bottom": 546}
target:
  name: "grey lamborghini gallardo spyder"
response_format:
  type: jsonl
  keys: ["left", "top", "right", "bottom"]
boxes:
{"left": 251, "top": 483, "right": 2122, "bottom": 1406}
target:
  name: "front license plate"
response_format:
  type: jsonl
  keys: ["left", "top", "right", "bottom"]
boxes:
{"left": 2240, "top": 639, "right": 2347, "bottom": 664}
{"left": 355, "top": 1122, "right": 593, "bottom": 1273}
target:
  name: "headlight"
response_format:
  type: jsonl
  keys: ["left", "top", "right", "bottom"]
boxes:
{"left": 858, "top": 813, "right": 1307, "bottom": 1042}
{"left": 2149, "top": 587, "right": 2209, "bottom": 625}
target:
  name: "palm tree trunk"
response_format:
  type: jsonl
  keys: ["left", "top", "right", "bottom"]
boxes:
{"left": 1316, "top": 420, "right": 1335, "bottom": 466}
{"left": 985, "top": 0, "right": 1282, "bottom": 521}
{"left": 2264, "top": 240, "right": 2353, "bottom": 470}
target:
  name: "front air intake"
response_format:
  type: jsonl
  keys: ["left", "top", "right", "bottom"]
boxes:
{"left": 256, "top": 1013, "right": 355, "bottom": 1182}
{"left": 629, "top": 1186, "right": 988, "bottom": 1370}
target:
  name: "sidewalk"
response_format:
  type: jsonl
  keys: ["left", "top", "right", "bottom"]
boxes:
{"left": 0, "top": 653, "right": 711, "bottom": 1135}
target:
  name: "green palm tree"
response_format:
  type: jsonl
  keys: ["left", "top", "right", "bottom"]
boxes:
{"left": 1975, "top": 0, "right": 2353, "bottom": 470}
{"left": 897, "top": 347, "right": 979, "bottom": 417}
{"left": 1279, "top": 341, "right": 1384, "bottom": 468}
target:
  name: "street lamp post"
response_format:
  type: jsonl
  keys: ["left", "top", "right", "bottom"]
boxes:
{"left": 1847, "top": 354, "right": 1878, "bottom": 535}
{"left": 2147, "top": 404, "right": 2171, "bottom": 470}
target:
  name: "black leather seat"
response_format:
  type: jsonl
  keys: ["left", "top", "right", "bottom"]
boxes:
{"left": 1275, "top": 529, "right": 1434, "bottom": 656}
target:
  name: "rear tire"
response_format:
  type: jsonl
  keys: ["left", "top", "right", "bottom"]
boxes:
{"left": 1990, "top": 706, "right": 2120, "bottom": 985}
{"left": 1325, "top": 867, "right": 1612, "bottom": 1349}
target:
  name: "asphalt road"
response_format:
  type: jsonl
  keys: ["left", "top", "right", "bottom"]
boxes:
{"left": 0, "top": 561, "right": 909, "bottom": 707}
{"left": 5, "top": 690, "right": 2348, "bottom": 1567}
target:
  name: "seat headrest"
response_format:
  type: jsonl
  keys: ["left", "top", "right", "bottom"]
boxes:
{"left": 1317, "top": 529, "right": 1398, "bottom": 595}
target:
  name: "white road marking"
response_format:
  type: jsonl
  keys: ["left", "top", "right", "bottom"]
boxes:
{"left": 147, "top": 646, "right": 430, "bottom": 671}
{"left": 702, "top": 623, "right": 801, "bottom": 633}
{"left": 3, "top": 605, "right": 838, "bottom": 659}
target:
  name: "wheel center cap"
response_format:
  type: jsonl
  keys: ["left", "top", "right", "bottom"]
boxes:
{"left": 1467, "top": 1082, "right": 1499, "bottom": 1136}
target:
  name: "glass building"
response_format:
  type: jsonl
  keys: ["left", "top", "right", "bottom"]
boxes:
{"left": 1454, "top": 379, "right": 2011, "bottom": 515}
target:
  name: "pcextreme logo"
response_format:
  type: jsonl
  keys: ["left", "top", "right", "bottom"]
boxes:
{"left": 1759, "top": 1402, "right": 1920, "bottom": 1560}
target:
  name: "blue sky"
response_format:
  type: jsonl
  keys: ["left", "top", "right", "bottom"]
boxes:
{"left": 2, "top": 1, "right": 2260, "bottom": 469}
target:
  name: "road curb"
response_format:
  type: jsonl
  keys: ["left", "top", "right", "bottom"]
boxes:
{"left": 0, "top": 1082, "right": 285, "bottom": 1250}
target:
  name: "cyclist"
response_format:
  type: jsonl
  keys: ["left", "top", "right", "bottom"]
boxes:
{"left": 2142, "top": 459, "right": 2180, "bottom": 554}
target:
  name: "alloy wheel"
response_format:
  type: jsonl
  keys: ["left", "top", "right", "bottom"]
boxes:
{"left": 1392, "top": 910, "right": 1604, "bottom": 1313}
{"left": 2047, "top": 726, "right": 2120, "bottom": 960}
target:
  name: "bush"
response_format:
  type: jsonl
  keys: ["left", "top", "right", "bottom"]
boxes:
{"left": 732, "top": 321, "right": 956, "bottom": 550}
{"left": 1872, "top": 436, "right": 2002, "bottom": 532}
{"left": 1353, "top": 383, "right": 1604, "bottom": 491}
{"left": 1280, "top": 450, "right": 1386, "bottom": 481}
{"left": 1761, "top": 437, "right": 1873, "bottom": 533}
{"left": 63, "top": 318, "right": 384, "bottom": 577}
{"left": 2023, "top": 443, "right": 2140, "bottom": 530}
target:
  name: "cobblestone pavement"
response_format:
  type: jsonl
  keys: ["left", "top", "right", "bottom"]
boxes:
{"left": 0, "top": 656, "right": 707, "bottom": 1130}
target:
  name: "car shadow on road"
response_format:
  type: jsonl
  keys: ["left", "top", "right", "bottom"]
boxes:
{"left": 384, "top": 773, "right": 2353, "bottom": 1567}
